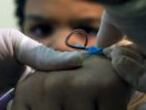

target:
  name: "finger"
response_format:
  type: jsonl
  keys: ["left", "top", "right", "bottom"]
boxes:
{"left": 112, "top": 55, "right": 144, "bottom": 75}
{"left": 117, "top": 43, "right": 142, "bottom": 54}
{"left": 103, "top": 46, "right": 113, "bottom": 58}
{"left": 103, "top": 38, "right": 133, "bottom": 57}
{"left": 115, "top": 41, "right": 146, "bottom": 58}
{"left": 111, "top": 47, "right": 144, "bottom": 63}
{"left": 116, "top": 39, "right": 146, "bottom": 55}
{"left": 112, "top": 55, "right": 144, "bottom": 87}
{"left": 103, "top": 45, "right": 143, "bottom": 63}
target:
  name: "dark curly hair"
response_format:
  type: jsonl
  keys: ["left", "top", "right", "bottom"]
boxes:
{"left": 15, "top": 0, "right": 27, "bottom": 28}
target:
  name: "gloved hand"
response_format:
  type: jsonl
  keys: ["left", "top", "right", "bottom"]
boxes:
{"left": 0, "top": 28, "right": 85, "bottom": 72}
{"left": 103, "top": 39, "right": 146, "bottom": 92}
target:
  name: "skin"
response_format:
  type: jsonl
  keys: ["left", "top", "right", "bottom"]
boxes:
{"left": 11, "top": 56, "right": 132, "bottom": 110}
{"left": 23, "top": 0, "right": 104, "bottom": 51}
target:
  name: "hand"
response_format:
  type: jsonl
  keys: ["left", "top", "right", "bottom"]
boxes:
{"left": 103, "top": 39, "right": 146, "bottom": 92}
{"left": 11, "top": 56, "right": 131, "bottom": 110}
{"left": 0, "top": 28, "right": 85, "bottom": 95}
{"left": 0, "top": 28, "right": 84, "bottom": 71}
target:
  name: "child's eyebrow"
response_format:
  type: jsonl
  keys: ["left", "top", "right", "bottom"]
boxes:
{"left": 76, "top": 0, "right": 130, "bottom": 5}
{"left": 25, "top": 14, "right": 56, "bottom": 23}
{"left": 26, "top": 15, "right": 46, "bottom": 21}
{"left": 71, "top": 17, "right": 100, "bottom": 26}
{"left": 76, "top": 0, "right": 96, "bottom": 2}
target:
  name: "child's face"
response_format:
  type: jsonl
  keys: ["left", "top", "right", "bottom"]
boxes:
{"left": 23, "top": 0, "right": 104, "bottom": 51}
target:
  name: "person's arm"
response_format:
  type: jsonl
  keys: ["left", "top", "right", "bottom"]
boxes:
{"left": 0, "top": 29, "right": 83, "bottom": 71}
{"left": 97, "top": 11, "right": 123, "bottom": 48}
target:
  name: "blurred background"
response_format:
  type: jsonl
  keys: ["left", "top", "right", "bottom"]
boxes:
{"left": 0, "top": 0, "right": 17, "bottom": 28}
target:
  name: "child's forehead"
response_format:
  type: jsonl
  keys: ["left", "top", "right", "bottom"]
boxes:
{"left": 26, "top": 0, "right": 104, "bottom": 13}
{"left": 25, "top": 0, "right": 103, "bottom": 22}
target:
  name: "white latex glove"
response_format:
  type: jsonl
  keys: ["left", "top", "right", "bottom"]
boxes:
{"left": 0, "top": 28, "right": 84, "bottom": 71}
{"left": 103, "top": 39, "right": 146, "bottom": 92}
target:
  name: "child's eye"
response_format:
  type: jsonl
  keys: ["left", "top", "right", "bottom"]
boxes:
{"left": 73, "top": 24, "right": 99, "bottom": 35}
{"left": 96, "top": 0, "right": 129, "bottom": 5}
{"left": 29, "top": 24, "right": 55, "bottom": 38}
{"left": 80, "top": 25, "right": 99, "bottom": 35}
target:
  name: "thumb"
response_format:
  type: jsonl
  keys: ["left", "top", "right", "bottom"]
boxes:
{"left": 103, "top": 47, "right": 112, "bottom": 58}
{"left": 103, "top": 45, "right": 116, "bottom": 58}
